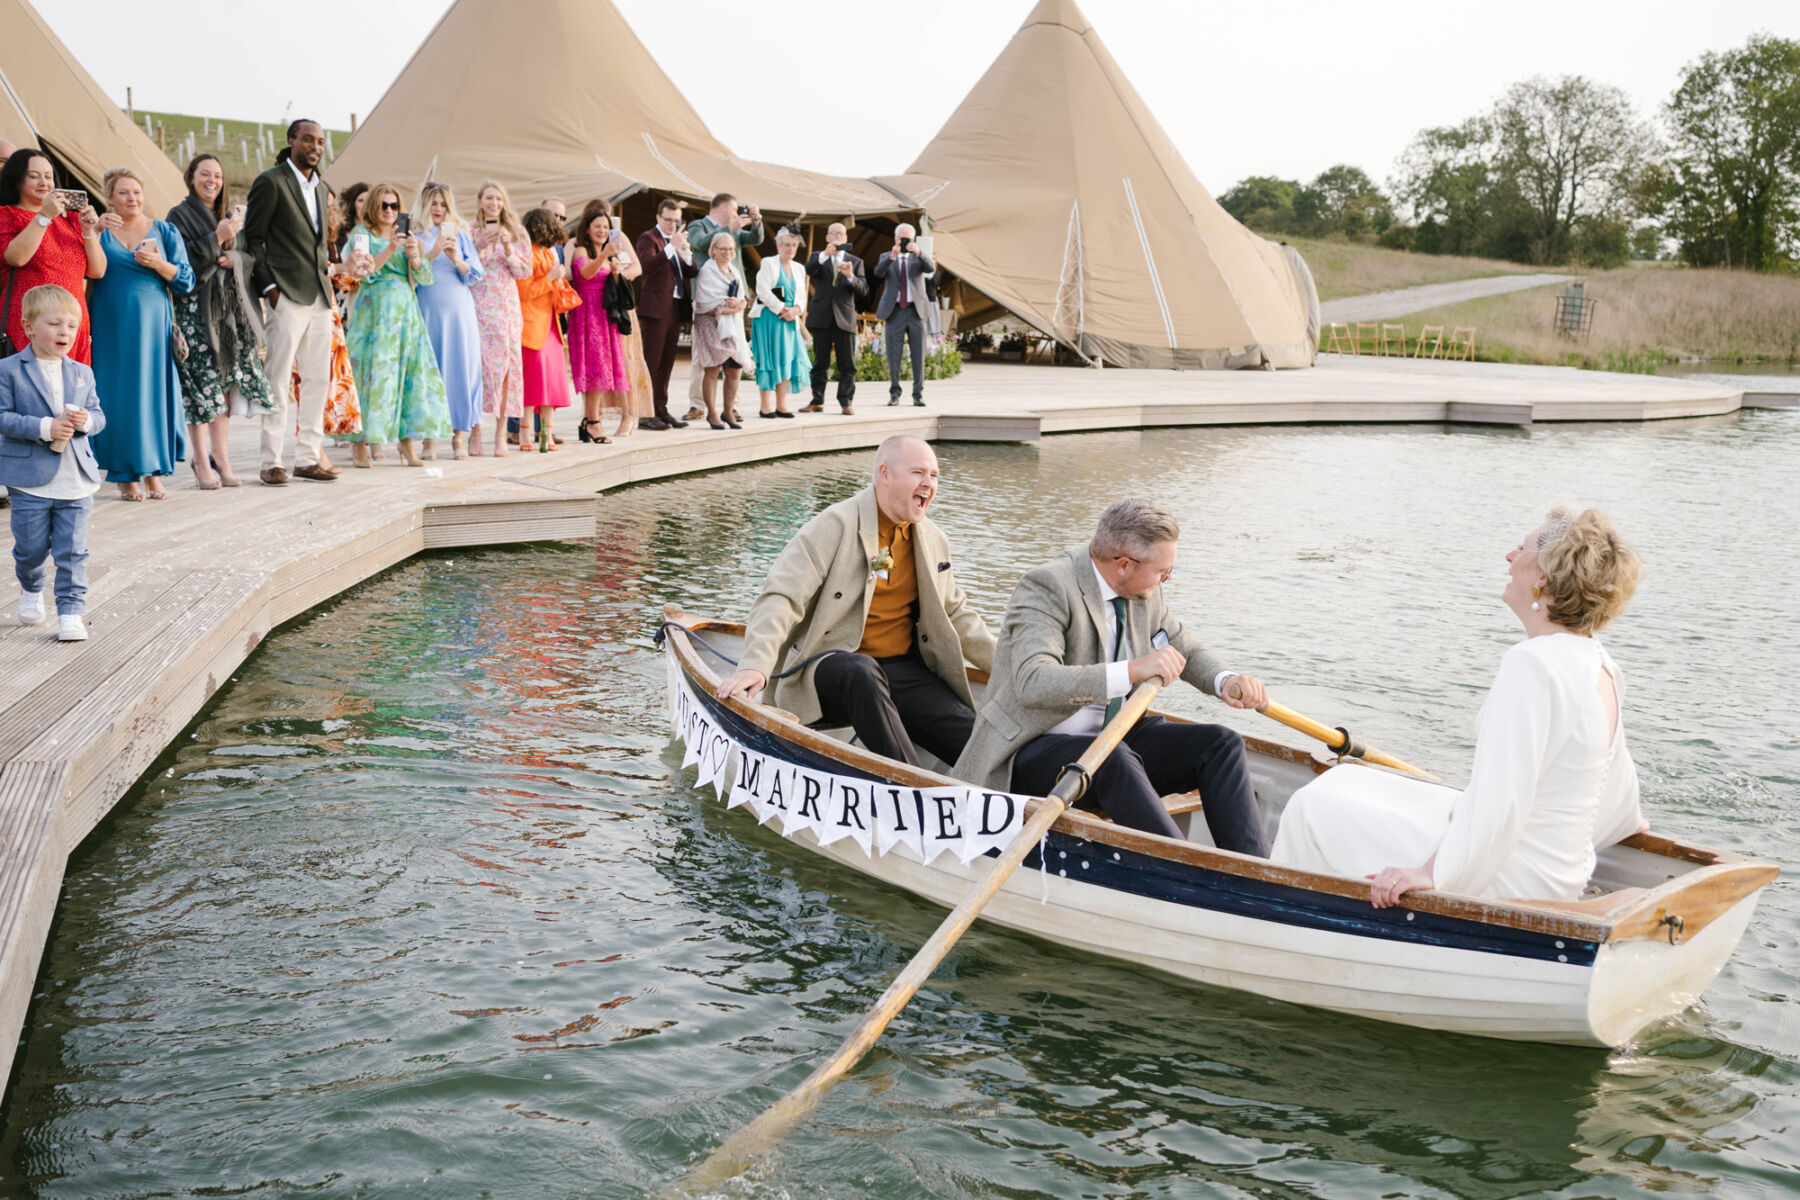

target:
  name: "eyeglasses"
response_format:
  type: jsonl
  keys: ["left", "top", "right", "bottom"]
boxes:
{"left": 380, "top": 200, "right": 400, "bottom": 211}
{"left": 1120, "top": 556, "right": 1175, "bottom": 582}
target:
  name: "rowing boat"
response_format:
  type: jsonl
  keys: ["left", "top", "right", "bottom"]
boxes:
{"left": 659, "top": 606, "right": 1778, "bottom": 1047}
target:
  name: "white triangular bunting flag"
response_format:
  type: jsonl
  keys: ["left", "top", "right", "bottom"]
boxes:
{"left": 916, "top": 787, "right": 969, "bottom": 865}
{"left": 957, "top": 789, "right": 1026, "bottom": 864}
{"left": 781, "top": 767, "right": 831, "bottom": 837}
{"left": 728, "top": 748, "right": 768, "bottom": 810}
{"left": 873, "top": 785, "right": 924, "bottom": 857}
{"left": 818, "top": 777, "right": 875, "bottom": 854}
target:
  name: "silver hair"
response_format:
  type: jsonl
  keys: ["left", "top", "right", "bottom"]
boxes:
{"left": 775, "top": 227, "right": 801, "bottom": 245}
{"left": 708, "top": 231, "right": 736, "bottom": 254}
{"left": 1090, "top": 498, "right": 1180, "bottom": 560}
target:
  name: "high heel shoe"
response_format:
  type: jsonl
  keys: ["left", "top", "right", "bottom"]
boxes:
{"left": 352, "top": 443, "right": 373, "bottom": 469}
{"left": 577, "top": 417, "right": 611, "bottom": 444}
{"left": 399, "top": 439, "right": 424, "bottom": 468}
{"left": 190, "top": 458, "right": 221, "bottom": 490}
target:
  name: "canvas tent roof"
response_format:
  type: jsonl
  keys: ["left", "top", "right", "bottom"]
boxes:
{"left": 0, "top": 0, "right": 186, "bottom": 213}
{"left": 877, "top": 0, "right": 1318, "bottom": 369}
{"left": 331, "top": 0, "right": 913, "bottom": 219}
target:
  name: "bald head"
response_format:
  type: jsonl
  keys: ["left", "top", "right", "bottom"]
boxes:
{"left": 0, "top": 140, "right": 16, "bottom": 166}
{"left": 873, "top": 437, "right": 939, "bottom": 525}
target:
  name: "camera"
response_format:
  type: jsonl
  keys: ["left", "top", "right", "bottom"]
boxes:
{"left": 899, "top": 237, "right": 913, "bottom": 251}
{"left": 736, "top": 204, "right": 750, "bottom": 216}
{"left": 395, "top": 212, "right": 411, "bottom": 237}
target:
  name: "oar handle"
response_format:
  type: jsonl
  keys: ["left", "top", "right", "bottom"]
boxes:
{"left": 663, "top": 678, "right": 1167, "bottom": 1195}
{"left": 1257, "top": 698, "right": 1437, "bottom": 779}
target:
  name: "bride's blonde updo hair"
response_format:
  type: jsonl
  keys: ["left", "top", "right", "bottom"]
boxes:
{"left": 1534, "top": 505, "right": 1641, "bottom": 634}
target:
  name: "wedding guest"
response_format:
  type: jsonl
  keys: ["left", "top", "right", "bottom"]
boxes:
{"left": 314, "top": 201, "right": 366, "bottom": 448}
{"left": 243, "top": 119, "right": 337, "bottom": 485}
{"left": 751, "top": 228, "right": 810, "bottom": 418}
{"left": 692, "top": 231, "right": 752, "bottom": 430}
{"left": 805, "top": 221, "right": 866, "bottom": 414}
{"left": 0, "top": 285, "right": 106, "bottom": 642}
{"left": 167, "top": 154, "right": 272, "bottom": 489}
{"left": 0, "top": 149, "right": 105, "bottom": 363}
{"left": 682, "top": 193, "right": 762, "bottom": 420}
{"left": 568, "top": 199, "right": 629, "bottom": 444}
{"left": 517, "top": 207, "right": 577, "bottom": 451}
{"left": 633, "top": 198, "right": 695, "bottom": 429}
{"left": 875, "top": 223, "right": 936, "bottom": 407}
{"left": 88, "top": 168, "right": 194, "bottom": 501}
{"left": 333, "top": 182, "right": 369, "bottom": 257}
{"left": 342, "top": 184, "right": 451, "bottom": 468}
{"left": 415, "top": 182, "right": 485, "bottom": 459}
{"left": 470, "top": 180, "right": 530, "bottom": 458}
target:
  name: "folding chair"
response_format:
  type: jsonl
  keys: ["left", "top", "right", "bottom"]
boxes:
{"left": 1323, "top": 323, "right": 1356, "bottom": 355}
{"left": 1355, "top": 322, "right": 1380, "bottom": 356}
{"left": 1381, "top": 323, "right": 1407, "bottom": 356}
{"left": 1413, "top": 325, "right": 1446, "bottom": 359}
{"left": 1447, "top": 326, "right": 1477, "bottom": 361}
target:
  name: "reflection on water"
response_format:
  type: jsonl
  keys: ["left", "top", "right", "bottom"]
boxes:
{"left": 1, "top": 415, "right": 1796, "bottom": 1198}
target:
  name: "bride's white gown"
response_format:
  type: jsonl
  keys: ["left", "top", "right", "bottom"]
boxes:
{"left": 1270, "top": 634, "right": 1644, "bottom": 903}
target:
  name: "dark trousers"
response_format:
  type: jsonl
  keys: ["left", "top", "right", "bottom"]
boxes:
{"left": 884, "top": 307, "right": 925, "bottom": 401}
{"left": 813, "top": 651, "right": 975, "bottom": 768}
{"left": 639, "top": 313, "right": 683, "bottom": 420}
{"left": 808, "top": 323, "right": 856, "bottom": 406}
{"left": 1010, "top": 716, "right": 1268, "bottom": 856}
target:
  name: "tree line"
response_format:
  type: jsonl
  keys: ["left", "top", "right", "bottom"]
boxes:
{"left": 1218, "top": 34, "right": 1800, "bottom": 272}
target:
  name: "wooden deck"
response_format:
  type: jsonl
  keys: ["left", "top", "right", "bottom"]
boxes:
{"left": 0, "top": 356, "right": 1761, "bottom": 1100}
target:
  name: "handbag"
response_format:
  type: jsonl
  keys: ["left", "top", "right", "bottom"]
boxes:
{"left": 165, "top": 287, "right": 190, "bottom": 363}
{"left": 549, "top": 278, "right": 582, "bottom": 315}
{"left": 0, "top": 267, "right": 16, "bottom": 357}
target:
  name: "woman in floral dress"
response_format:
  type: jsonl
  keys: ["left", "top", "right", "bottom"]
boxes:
{"left": 166, "top": 154, "right": 272, "bottom": 488}
{"left": 469, "top": 181, "right": 531, "bottom": 458}
{"left": 341, "top": 184, "right": 450, "bottom": 468}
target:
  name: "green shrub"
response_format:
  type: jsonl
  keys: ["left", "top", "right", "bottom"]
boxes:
{"left": 854, "top": 342, "right": 963, "bottom": 382}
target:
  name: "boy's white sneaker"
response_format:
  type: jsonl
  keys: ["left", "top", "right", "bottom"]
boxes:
{"left": 18, "top": 591, "right": 44, "bottom": 625}
{"left": 57, "top": 614, "right": 87, "bottom": 642}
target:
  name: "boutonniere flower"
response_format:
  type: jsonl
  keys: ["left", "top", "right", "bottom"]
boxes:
{"left": 869, "top": 546, "right": 893, "bottom": 582}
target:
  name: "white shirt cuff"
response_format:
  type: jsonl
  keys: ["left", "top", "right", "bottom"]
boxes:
{"left": 39, "top": 416, "right": 53, "bottom": 441}
{"left": 1105, "top": 660, "right": 1130, "bottom": 699}
{"left": 1214, "top": 670, "right": 1238, "bottom": 697}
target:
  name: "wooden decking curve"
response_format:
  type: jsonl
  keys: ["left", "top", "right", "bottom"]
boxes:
{"left": 0, "top": 355, "right": 1775, "bottom": 1102}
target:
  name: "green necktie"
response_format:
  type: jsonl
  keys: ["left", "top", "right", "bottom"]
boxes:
{"left": 1103, "top": 596, "right": 1128, "bottom": 725}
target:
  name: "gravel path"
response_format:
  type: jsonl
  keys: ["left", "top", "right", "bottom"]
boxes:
{"left": 1320, "top": 273, "right": 1574, "bottom": 323}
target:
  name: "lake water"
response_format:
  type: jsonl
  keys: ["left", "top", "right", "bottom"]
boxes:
{"left": 2, "top": 414, "right": 1796, "bottom": 1198}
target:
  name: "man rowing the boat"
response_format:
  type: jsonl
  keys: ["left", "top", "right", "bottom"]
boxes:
{"left": 952, "top": 498, "right": 1270, "bottom": 855}
{"left": 715, "top": 436, "right": 996, "bottom": 766}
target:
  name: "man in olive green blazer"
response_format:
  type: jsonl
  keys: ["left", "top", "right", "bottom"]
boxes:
{"left": 715, "top": 437, "right": 994, "bottom": 767}
{"left": 242, "top": 120, "right": 336, "bottom": 485}
{"left": 952, "top": 498, "right": 1270, "bottom": 854}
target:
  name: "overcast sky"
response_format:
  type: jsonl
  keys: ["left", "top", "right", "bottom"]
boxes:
{"left": 41, "top": 0, "right": 1794, "bottom": 194}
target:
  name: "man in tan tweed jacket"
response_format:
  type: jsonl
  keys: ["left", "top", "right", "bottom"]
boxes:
{"left": 951, "top": 498, "right": 1271, "bottom": 854}
{"left": 715, "top": 437, "right": 995, "bottom": 766}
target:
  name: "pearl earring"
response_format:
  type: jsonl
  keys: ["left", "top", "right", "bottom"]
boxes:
{"left": 1530, "top": 584, "right": 1541, "bottom": 612}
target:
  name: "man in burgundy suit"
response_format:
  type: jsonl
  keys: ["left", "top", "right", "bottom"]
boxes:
{"left": 633, "top": 198, "right": 699, "bottom": 429}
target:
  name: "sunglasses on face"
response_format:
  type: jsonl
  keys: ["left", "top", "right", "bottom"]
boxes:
{"left": 381, "top": 201, "right": 400, "bottom": 211}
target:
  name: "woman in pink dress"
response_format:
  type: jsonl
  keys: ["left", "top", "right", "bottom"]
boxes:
{"left": 567, "top": 199, "right": 630, "bottom": 444}
{"left": 469, "top": 181, "right": 532, "bottom": 457}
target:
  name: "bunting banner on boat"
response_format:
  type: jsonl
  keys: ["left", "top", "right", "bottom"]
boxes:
{"left": 670, "top": 668, "right": 1032, "bottom": 865}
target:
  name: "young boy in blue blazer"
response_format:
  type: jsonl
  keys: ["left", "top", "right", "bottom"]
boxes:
{"left": 0, "top": 285, "right": 107, "bottom": 641}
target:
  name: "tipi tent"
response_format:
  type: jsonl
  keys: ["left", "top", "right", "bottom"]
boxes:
{"left": 879, "top": 0, "right": 1318, "bottom": 369}
{"left": 0, "top": 0, "right": 186, "bottom": 212}
{"left": 331, "top": 0, "right": 912, "bottom": 219}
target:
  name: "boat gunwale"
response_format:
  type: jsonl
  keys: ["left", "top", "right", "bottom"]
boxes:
{"left": 663, "top": 612, "right": 1777, "bottom": 950}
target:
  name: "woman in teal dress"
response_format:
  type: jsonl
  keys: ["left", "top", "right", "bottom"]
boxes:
{"left": 749, "top": 228, "right": 811, "bottom": 418}
{"left": 87, "top": 168, "right": 195, "bottom": 499}
{"left": 342, "top": 184, "right": 450, "bottom": 468}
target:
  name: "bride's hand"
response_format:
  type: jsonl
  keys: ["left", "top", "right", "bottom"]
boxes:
{"left": 1367, "top": 864, "right": 1434, "bottom": 908}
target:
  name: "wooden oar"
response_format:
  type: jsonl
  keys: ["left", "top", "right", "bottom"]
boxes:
{"left": 1256, "top": 697, "right": 1436, "bottom": 779}
{"left": 662, "top": 676, "right": 1169, "bottom": 1196}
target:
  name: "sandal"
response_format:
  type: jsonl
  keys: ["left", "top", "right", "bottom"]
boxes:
{"left": 577, "top": 418, "right": 612, "bottom": 445}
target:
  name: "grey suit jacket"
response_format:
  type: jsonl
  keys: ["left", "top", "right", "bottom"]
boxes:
{"left": 243, "top": 161, "right": 333, "bottom": 307}
{"left": 873, "top": 250, "right": 934, "bottom": 320}
{"left": 737, "top": 487, "right": 996, "bottom": 727}
{"left": 952, "top": 548, "right": 1231, "bottom": 791}
{"left": 0, "top": 350, "right": 106, "bottom": 489}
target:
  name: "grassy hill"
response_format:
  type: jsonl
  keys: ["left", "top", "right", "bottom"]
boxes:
{"left": 1287, "top": 236, "right": 1538, "bottom": 302}
{"left": 134, "top": 111, "right": 353, "bottom": 193}
{"left": 1386, "top": 266, "right": 1800, "bottom": 371}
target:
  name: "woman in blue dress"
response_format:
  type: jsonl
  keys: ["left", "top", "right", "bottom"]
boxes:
{"left": 749, "top": 228, "right": 811, "bottom": 418}
{"left": 88, "top": 168, "right": 195, "bottom": 500}
{"left": 342, "top": 183, "right": 451, "bottom": 469}
{"left": 414, "top": 183, "right": 485, "bottom": 459}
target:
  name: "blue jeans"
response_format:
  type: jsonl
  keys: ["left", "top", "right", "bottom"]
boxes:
{"left": 9, "top": 490, "right": 91, "bottom": 616}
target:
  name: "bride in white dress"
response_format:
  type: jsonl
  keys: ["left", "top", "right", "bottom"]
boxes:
{"left": 1271, "top": 506, "right": 1648, "bottom": 906}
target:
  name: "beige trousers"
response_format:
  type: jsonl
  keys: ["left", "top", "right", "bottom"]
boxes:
{"left": 260, "top": 293, "right": 333, "bottom": 470}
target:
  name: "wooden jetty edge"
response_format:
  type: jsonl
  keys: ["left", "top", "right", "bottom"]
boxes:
{"left": 0, "top": 357, "right": 1771, "bottom": 1102}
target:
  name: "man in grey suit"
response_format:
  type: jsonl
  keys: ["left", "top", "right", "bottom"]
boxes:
{"left": 952, "top": 498, "right": 1271, "bottom": 854}
{"left": 874, "top": 223, "right": 934, "bottom": 407}
{"left": 804, "top": 221, "right": 866, "bottom": 414}
{"left": 242, "top": 119, "right": 336, "bottom": 486}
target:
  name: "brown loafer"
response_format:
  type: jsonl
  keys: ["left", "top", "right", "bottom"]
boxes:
{"left": 840, "top": 405, "right": 855, "bottom": 416}
{"left": 259, "top": 467, "right": 289, "bottom": 487}
{"left": 292, "top": 463, "right": 338, "bottom": 482}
